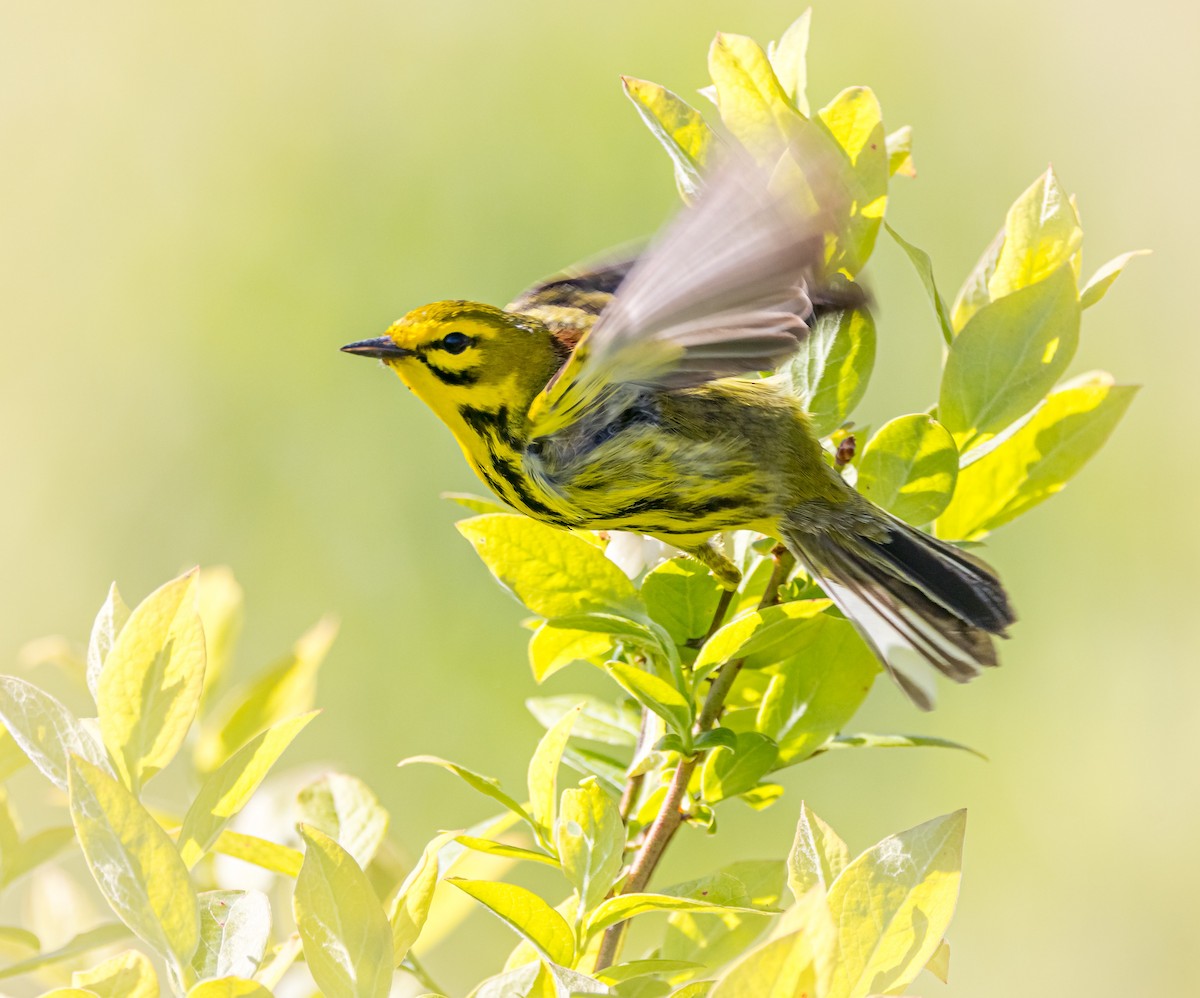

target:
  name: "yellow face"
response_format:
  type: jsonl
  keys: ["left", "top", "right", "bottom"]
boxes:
{"left": 342, "top": 300, "right": 561, "bottom": 465}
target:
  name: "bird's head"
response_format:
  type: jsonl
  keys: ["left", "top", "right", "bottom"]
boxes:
{"left": 342, "top": 300, "right": 564, "bottom": 442}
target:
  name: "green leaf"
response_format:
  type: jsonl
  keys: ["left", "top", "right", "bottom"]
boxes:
{"left": 389, "top": 831, "right": 457, "bottom": 964}
{"left": 528, "top": 623, "right": 613, "bottom": 682}
{"left": 561, "top": 746, "right": 627, "bottom": 798}
{"left": 818, "top": 86, "right": 889, "bottom": 276}
{"left": 442, "top": 491, "right": 513, "bottom": 515}
{"left": 528, "top": 706, "right": 578, "bottom": 841}
{"left": 926, "top": 937, "right": 951, "bottom": 983}
{"left": 937, "top": 372, "right": 1138, "bottom": 540}
{"left": 0, "top": 924, "right": 131, "bottom": 981}
{"left": 296, "top": 772, "right": 389, "bottom": 871}
{"left": 787, "top": 801, "right": 851, "bottom": 899}
{"left": 454, "top": 835, "right": 559, "bottom": 867}
{"left": 0, "top": 925, "right": 39, "bottom": 958}
{"left": 196, "top": 617, "right": 336, "bottom": 772}
{"left": 663, "top": 860, "right": 785, "bottom": 909}
{"left": 39, "top": 989, "right": 103, "bottom": 997}
{"left": 179, "top": 713, "right": 316, "bottom": 869}
{"left": 939, "top": 264, "right": 1081, "bottom": 451}
{"left": 951, "top": 228, "right": 1005, "bottom": 332}
{"left": 196, "top": 566, "right": 245, "bottom": 706}
{"left": 621, "top": 76, "right": 715, "bottom": 200}
{"left": 191, "top": 890, "right": 271, "bottom": 983}
{"left": 826, "top": 810, "right": 966, "bottom": 998}
{"left": 783, "top": 307, "right": 876, "bottom": 437}
{"left": 988, "top": 167, "right": 1082, "bottom": 301}
{"left": 68, "top": 756, "right": 199, "bottom": 968}
{"left": 2, "top": 825, "right": 75, "bottom": 887}
{"left": 186, "top": 980, "right": 273, "bottom": 998}
{"left": 642, "top": 559, "right": 725, "bottom": 645}
{"left": 587, "top": 893, "right": 766, "bottom": 939}
{"left": 448, "top": 878, "right": 575, "bottom": 965}
{"left": 1080, "top": 250, "right": 1149, "bottom": 309}
{"left": 668, "top": 985, "right": 713, "bottom": 998}
{"left": 884, "top": 222, "right": 952, "bottom": 344}
{"left": 885, "top": 124, "right": 915, "bottom": 178}
{"left": 755, "top": 615, "right": 880, "bottom": 766}
{"left": 71, "top": 949, "right": 158, "bottom": 998}
{"left": 556, "top": 778, "right": 625, "bottom": 913}
{"left": 767, "top": 9, "right": 811, "bottom": 114}
{"left": 0, "top": 727, "right": 30, "bottom": 782}
{"left": 0, "top": 676, "right": 111, "bottom": 790}
{"left": 212, "top": 830, "right": 302, "bottom": 878}
{"left": 398, "top": 756, "right": 534, "bottom": 830}
{"left": 458, "top": 514, "right": 643, "bottom": 619}
{"left": 604, "top": 661, "right": 692, "bottom": 738}
{"left": 708, "top": 929, "right": 818, "bottom": 998}
{"left": 694, "top": 600, "right": 831, "bottom": 678}
{"left": 856, "top": 414, "right": 959, "bottom": 525}
{"left": 294, "top": 825, "right": 393, "bottom": 998}
{"left": 598, "top": 960, "right": 706, "bottom": 986}
{"left": 97, "top": 568, "right": 206, "bottom": 791}
{"left": 86, "top": 583, "right": 131, "bottom": 701}
{"left": 700, "top": 733, "right": 777, "bottom": 803}
{"left": 819, "top": 732, "right": 986, "bottom": 759}
{"left": 527, "top": 695, "right": 639, "bottom": 747}
{"left": 708, "top": 31, "right": 797, "bottom": 161}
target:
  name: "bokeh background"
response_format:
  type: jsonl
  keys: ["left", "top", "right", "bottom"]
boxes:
{"left": 1, "top": 1, "right": 1195, "bottom": 994}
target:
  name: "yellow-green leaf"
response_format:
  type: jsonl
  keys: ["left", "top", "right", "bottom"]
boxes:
{"left": 457, "top": 514, "right": 643, "bottom": 619}
{"left": 787, "top": 802, "right": 851, "bottom": 899}
{"left": 187, "top": 979, "right": 273, "bottom": 998}
{"left": 389, "top": 831, "right": 460, "bottom": 963}
{"left": 700, "top": 733, "right": 778, "bottom": 803}
{"left": 708, "top": 928, "right": 818, "bottom": 998}
{"left": 0, "top": 727, "right": 30, "bottom": 783}
{"left": 622, "top": 76, "right": 715, "bottom": 200}
{"left": 86, "top": 583, "right": 131, "bottom": 701}
{"left": 2, "top": 825, "right": 75, "bottom": 887}
{"left": 0, "top": 676, "right": 111, "bottom": 790}
{"left": 604, "top": 661, "right": 692, "bottom": 738}
{"left": 97, "top": 568, "right": 206, "bottom": 791}
{"left": 72, "top": 949, "right": 158, "bottom": 998}
{"left": 448, "top": 878, "right": 575, "bottom": 966}
{"left": 767, "top": 9, "right": 811, "bottom": 114}
{"left": 708, "top": 32, "right": 796, "bottom": 160}
{"left": 884, "top": 222, "right": 953, "bottom": 345}
{"left": 856, "top": 414, "right": 958, "bottom": 525}
{"left": 454, "top": 835, "right": 558, "bottom": 867}
{"left": 68, "top": 757, "right": 199, "bottom": 967}
{"left": 556, "top": 778, "right": 625, "bottom": 913}
{"left": 988, "top": 168, "right": 1082, "bottom": 301}
{"left": 0, "top": 924, "right": 130, "bottom": 982}
{"left": 642, "top": 559, "right": 724, "bottom": 646}
{"left": 826, "top": 810, "right": 966, "bottom": 998}
{"left": 951, "top": 229, "right": 1004, "bottom": 332}
{"left": 179, "top": 713, "right": 316, "bottom": 868}
{"left": 296, "top": 771, "right": 389, "bottom": 871}
{"left": 818, "top": 86, "right": 889, "bottom": 276}
{"left": 586, "top": 893, "right": 766, "bottom": 938}
{"left": 527, "top": 695, "right": 639, "bottom": 747}
{"left": 784, "top": 307, "right": 876, "bottom": 437}
{"left": 197, "top": 567, "right": 245, "bottom": 706}
{"left": 695, "top": 600, "right": 831, "bottom": 678}
{"left": 211, "top": 830, "right": 302, "bottom": 879}
{"left": 294, "top": 825, "right": 393, "bottom": 998}
{"left": 528, "top": 707, "right": 577, "bottom": 841}
{"left": 528, "top": 623, "right": 612, "bottom": 682}
{"left": 1080, "top": 249, "right": 1149, "bottom": 309}
{"left": 398, "top": 756, "right": 533, "bottom": 829}
{"left": 191, "top": 890, "right": 271, "bottom": 982}
{"left": 939, "top": 264, "right": 1081, "bottom": 451}
{"left": 196, "top": 617, "right": 335, "bottom": 772}
{"left": 885, "top": 124, "right": 915, "bottom": 178}
{"left": 927, "top": 937, "right": 951, "bottom": 983}
{"left": 937, "top": 372, "right": 1137, "bottom": 541}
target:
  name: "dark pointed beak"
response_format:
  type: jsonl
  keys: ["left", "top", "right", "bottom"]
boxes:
{"left": 340, "top": 336, "right": 411, "bottom": 359}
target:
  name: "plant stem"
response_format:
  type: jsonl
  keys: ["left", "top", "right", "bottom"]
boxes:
{"left": 594, "top": 544, "right": 794, "bottom": 971}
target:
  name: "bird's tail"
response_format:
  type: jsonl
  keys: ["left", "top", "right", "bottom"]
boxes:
{"left": 780, "top": 512, "right": 1016, "bottom": 709}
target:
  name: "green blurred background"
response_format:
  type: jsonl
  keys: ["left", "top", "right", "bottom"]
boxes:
{"left": 1, "top": 0, "right": 1194, "bottom": 993}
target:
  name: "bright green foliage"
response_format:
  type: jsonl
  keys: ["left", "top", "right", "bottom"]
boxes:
{"left": 0, "top": 10, "right": 1135, "bottom": 997}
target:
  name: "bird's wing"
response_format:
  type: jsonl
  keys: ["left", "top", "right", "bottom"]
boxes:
{"left": 526, "top": 158, "right": 831, "bottom": 437}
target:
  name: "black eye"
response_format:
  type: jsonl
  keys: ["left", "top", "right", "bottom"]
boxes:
{"left": 442, "top": 332, "right": 470, "bottom": 354}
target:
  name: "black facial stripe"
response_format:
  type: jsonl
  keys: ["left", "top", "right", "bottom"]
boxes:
{"left": 425, "top": 363, "right": 479, "bottom": 386}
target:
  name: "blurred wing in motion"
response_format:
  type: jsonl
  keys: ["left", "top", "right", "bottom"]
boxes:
{"left": 527, "top": 156, "right": 833, "bottom": 436}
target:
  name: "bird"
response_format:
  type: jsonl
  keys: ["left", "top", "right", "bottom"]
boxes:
{"left": 342, "top": 161, "right": 1014, "bottom": 709}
